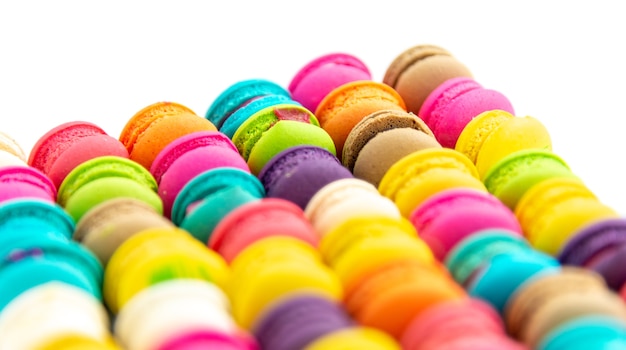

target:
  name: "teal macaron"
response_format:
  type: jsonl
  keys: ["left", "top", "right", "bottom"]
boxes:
{"left": 171, "top": 167, "right": 265, "bottom": 227}
{"left": 0, "top": 198, "right": 75, "bottom": 241}
{"left": 206, "top": 78, "right": 292, "bottom": 129}
{"left": 537, "top": 315, "right": 626, "bottom": 350}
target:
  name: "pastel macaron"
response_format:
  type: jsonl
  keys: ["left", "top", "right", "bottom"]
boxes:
{"left": 537, "top": 316, "right": 626, "bottom": 350}
{"left": 209, "top": 198, "right": 319, "bottom": 264}
{"left": 455, "top": 109, "right": 552, "bottom": 179}
{"left": 171, "top": 167, "right": 265, "bottom": 228}
{"left": 315, "top": 80, "right": 407, "bottom": 158}
{"left": 150, "top": 130, "right": 249, "bottom": 218}
{"left": 410, "top": 188, "right": 523, "bottom": 261}
{"left": 257, "top": 145, "right": 353, "bottom": 210}
{"left": 228, "top": 236, "right": 343, "bottom": 330}
{"left": 482, "top": 148, "right": 578, "bottom": 210}
{"left": 205, "top": 78, "right": 291, "bottom": 129}
{"left": 73, "top": 198, "right": 175, "bottom": 266}
{"left": 342, "top": 109, "right": 441, "bottom": 187}
{"left": 515, "top": 177, "right": 619, "bottom": 255}
{"left": 103, "top": 227, "right": 230, "bottom": 314}
{"left": 0, "top": 198, "right": 75, "bottom": 244}
{"left": 27, "top": 121, "right": 129, "bottom": 188}
{"left": 56, "top": 155, "right": 162, "bottom": 222}
{"left": 231, "top": 104, "right": 335, "bottom": 175}
{"left": 119, "top": 101, "right": 217, "bottom": 169}
{"left": 0, "top": 282, "right": 112, "bottom": 350}
{"left": 304, "top": 178, "right": 401, "bottom": 238}
{"left": 304, "top": 327, "right": 401, "bottom": 350}
{"left": 252, "top": 292, "right": 354, "bottom": 350}
{"left": 418, "top": 77, "right": 515, "bottom": 148}
{"left": 0, "top": 165, "right": 57, "bottom": 204}
{"left": 505, "top": 267, "right": 626, "bottom": 348}
{"left": 378, "top": 147, "right": 486, "bottom": 218}
{"left": 383, "top": 44, "right": 473, "bottom": 115}
{"left": 288, "top": 52, "right": 372, "bottom": 113}
{"left": 114, "top": 278, "right": 246, "bottom": 350}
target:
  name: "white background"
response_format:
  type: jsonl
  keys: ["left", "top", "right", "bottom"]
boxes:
{"left": 2, "top": 1, "right": 625, "bottom": 213}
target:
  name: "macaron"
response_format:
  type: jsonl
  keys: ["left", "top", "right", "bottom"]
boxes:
{"left": 409, "top": 187, "right": 523, "bottom": 261}
{"left": 344, "top": 259, "right": 466, "bottom": 339}
{"left": 342, "top": 109, "right": 441, "bottom": 187}
{"left": 378, "top": 147, "right": 487, "bottom": 218}
{"left": 171, "top": 167, "right": 265, "bottom": 227}
{"left": 304, "top": 177, "right": 401, "bottom": 238}
{"left": 209, "top": 198, "right": 319, "bottom": 264}
{"left": 464, "top": 248, "right": 561, "bottom": 314}
{"left": 220, "top": 94, "right": 301, "bottom": 139}
{"left": 515, "top": 177, "right": 620, "bottom": 255}
{"left": 114, "top": 279, "right": 238, "bottom": 350}
{"left": 257, "top": 145, "right": 353, "bottom": 210}
{"left": 383, "top": 44, "right": 473, "bottom": 115}
{"left": 57, "top": 155, "right": 162, "bottom": 222}
{"left": 0, "top": 282, "right": 111, "bottom": 350}
{"left": 0, "top": 149, "right": 27, "bottom": 168}
{"left": 418, "top": 77, "right": 515, "bottom": 148}
{"left": 503, "top": 266, "right": 624, "bottom": 345}
{"left": 0, "top": 130, "right": 27, "bottom": 162}
{"left": 0, "top": 165, "right": 57, "bottom": 204}
{"left": 537, "top": 315, "right": 626, "bottom": 350}
{"left": 119, "top": 101, "right": 217, "bottom": 169}
{"left": 103, "top": 227, "right": 230, "bottom": 314}
{"left": 73, "top": 197, "right": 175, "bottom": 266}
{"left": 444, "top": 229, "right": 532, "bottom": 286}
{"left": 303, "top": 327, "right": 401, "bottom": 350}
{"left": 0, "top": 198, "right": 75, "bottom": 242}
{"left": 400, "top": 297, "right": 520, "bottom": 350}
{"left": 28, "top": 121, "right": 129, "bottom": 189}
{"left": 482, "top": 148, "right": 578, "bottom": 210}
{"left": 557, "top": 217, "right": 626, "bottom": 267}
{"left": 455, "top": 109, "right": 552, "bottom": 179}
{"left": 37, "top": 335, "right": 122, "bottom": 350}
{"left": 228, "top": 236, "right": 343, "bottom": 330}
{"left": 252, "top": 292, "right": 354, "bottom": 350}
{"left": 585, "top": 243, "right": 626, "bottom": 291}
{"left": 314, "top": 80, "right": 406, "bottom": 158}
{"left": 205, "top": 78, "right": 291, "bottom": 129}
{"left": 157, "top": 329, "right": 258, "bottom": 350}
{"left": 150, "top": 130, "right": 249, "bottom": 218}
{"left": 288, "top": 52, "right": 372, "bottom": 113}
{"left": 0, "top": 237, "right": 104, "bottom": 311}
{"left": 319, "top": 216, "right": 435, "bottom": 295}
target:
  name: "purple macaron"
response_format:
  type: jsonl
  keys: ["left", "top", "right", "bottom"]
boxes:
{"left": 252, "top": 292, "right": 354, "bottom": 350}
{"left": 257, "top": 145, "right": 353, "bottom": 210}
{"left": 558, "top": 218, "right": 626, "bottom": 267}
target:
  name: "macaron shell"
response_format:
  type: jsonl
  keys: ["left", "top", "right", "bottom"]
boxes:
{"left": 289, "top": 52, "right": 372, "bottom": 113}
{"left": 303, "top": 327, "right": 401, "bottom": 350}
{"left": 28, "top": 121, "right": 107, "bottom": 174}
{"left": 129, "top": 112, "right": 217, "bottom": 169}
{"left": 455, "top": 109, "right": 516, "bottom": 164}
{"left": 46, "top": 134, "right": 130, "bottom": 189}
{"left": 119, "top": 101, "right": 196, "bottom": 153}
{"left": 557, "top": 218, "right": 626, "bottom": 266}
{"left": 537, "top": 316, "right": 626, "bottom": 350}
{"left": 0, "top": 150, "right": 27, "bottom": 167}
{"left": 483, "top": 149, "right": 577, "bottom": 210}
{"left": 221, "top": 94, "right": 300, "bottom": 139}
{"left": 246, "top": 120, "right": 336, "bottom": 175}
{"left": 383, "top": 44, "right": 473, "bottom": 114}
{"left": 0, "top": 198, "right": 75, "bottom": 240}
{"left": 475, "top": 115, "right": 552, "bottom": 179}
{"left": 314, "top": 80, "right": 406, "bottom": 158}
{"left": 0, "top": 165, "right": 57, "bottom": 202}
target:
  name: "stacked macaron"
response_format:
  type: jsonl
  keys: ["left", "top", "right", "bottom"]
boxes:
{"left": 119, "top": 101, "right": 217, "bottom": 170}
{"left": 28, "top": 121, "right": 129, "bottom": 189}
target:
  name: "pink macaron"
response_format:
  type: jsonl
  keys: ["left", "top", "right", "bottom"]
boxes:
{"left": 209, "top": 198, "right": 319, "bottom": 264}
{"left": 28, "top": 121, "right": 129, "bottom": 189}
{"left": 0, "top": 165, "right": 57, "bottom": 204}
{"left": 418, "top": 77, "right": 514, "bottom": 148}
{"left": 150, "top": 131, "right": 250, "bottom": 219}
{"left": 410, "top": 187, "right": 523, "bottom": 261}
{"left": 288, "top": 53, "right": 372, "bottom": 113}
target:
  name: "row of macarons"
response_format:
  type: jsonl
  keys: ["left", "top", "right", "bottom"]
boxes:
{"left": 1, "top": 42, "right": 624, "bottom": 348}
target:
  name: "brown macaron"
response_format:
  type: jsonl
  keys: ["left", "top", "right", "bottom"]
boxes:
{"left": 74, "top": 197, "right": 175, "bottom": 266}
{"left": 505, "top": 267, "right": 626, "bottom": 348}
{"left": 342, "top": 110, "right": 441, "bottom": 187}
{"left": 383, "top": 44, "right": 473, "bottom": 115}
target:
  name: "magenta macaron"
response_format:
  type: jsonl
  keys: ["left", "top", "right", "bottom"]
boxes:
{"left": 418, "top": 77, "right": 514, "bottom": 148}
